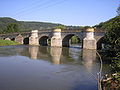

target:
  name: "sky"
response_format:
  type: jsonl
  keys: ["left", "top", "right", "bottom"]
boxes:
{"left": 0, "top": 0, "right": 119, "bottom": 26}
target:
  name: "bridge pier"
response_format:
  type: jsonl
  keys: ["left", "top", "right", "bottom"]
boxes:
{"left": 51, "top": 29, "right": 62, "bottom": 47}
{"left": 15, "top": 34, "right": 23, "bottom": 44}
{"left": 29, "top": 30, "right": 39, "bottom": 45}
{"left": 83, "top": 28, "right": 96, "bottom": 49}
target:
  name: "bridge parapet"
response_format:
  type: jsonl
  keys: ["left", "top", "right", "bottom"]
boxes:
{"left": 53, "top": 28, "right": 105, "bottom": 33}
{"left": 38, "top": 29, "right": 52, "bottom": 33}
{"left": 61, "top": 29, "right": 84, "bottom": 33}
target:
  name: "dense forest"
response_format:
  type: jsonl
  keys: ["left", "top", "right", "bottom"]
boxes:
{"left": 0, "top": 17, "right": 82, "bottom": 33}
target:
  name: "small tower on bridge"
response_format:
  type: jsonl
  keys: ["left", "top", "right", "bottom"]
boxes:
{"left": 51, "top": 29, "right": 62, "bottom": 47}
{"left": 83, "top": 28, "right": 96, "bottom": 49}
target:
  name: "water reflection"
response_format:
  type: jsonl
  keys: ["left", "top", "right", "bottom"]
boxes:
{"left": 0, "top": 45, "right": 97, "bottom": 66}
{"left": 50, "top": 47, "right": 62, "bottom": 64}
{"left": 29, "top": 45, "right": 39, "bottom": 59}
{"left": 82, "top": 49, "right": 96, "bottom": 71}
{"left": 26, "top": 45, "right": 99, "bottom": 78}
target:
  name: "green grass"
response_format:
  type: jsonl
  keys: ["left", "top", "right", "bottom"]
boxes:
{"left": 0, "top": 40, "right": 20, "bottom": 46}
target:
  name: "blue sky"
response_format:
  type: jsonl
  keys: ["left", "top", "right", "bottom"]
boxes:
{"left": 0, "top": 0, "right": 119, "bottom": 26}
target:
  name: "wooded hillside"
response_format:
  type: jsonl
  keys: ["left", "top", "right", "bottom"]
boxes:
{"left": 0, "top": 17, "right": 63, "bottom": 33}
{"left": 0, "top": 17, "right": 82, "bottom": 33}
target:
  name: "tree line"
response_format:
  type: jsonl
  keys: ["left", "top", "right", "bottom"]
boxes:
{"left": 0, "top": 17, "right": 87, "bottom": 34}
{"left": 98, "top": 4, "right": 120, "bottom": 90}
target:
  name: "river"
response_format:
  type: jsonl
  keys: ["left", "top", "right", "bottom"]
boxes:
{"left": 0, "top": 45, "right": 110, "bottom": 90}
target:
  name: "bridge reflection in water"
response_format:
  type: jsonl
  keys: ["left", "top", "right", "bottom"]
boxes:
{"left": 82, "top": 49, "right": 96, "bottom": 72}
{"left": 50, "top": 47, "right": 62, "bottom": 64}
{"left": 29, "top": 45, "right": 39, "bottom": 59}
{"left": 28, "top": 45, "right": 97, "bottom": 70}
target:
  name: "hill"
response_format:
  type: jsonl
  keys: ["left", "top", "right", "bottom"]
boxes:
{"left": 0, "top": 17, "right": 84, "bottom": 33}
{"left": 19, "top": 21, "right": 62, "bottom": 31}
{"left": 0, "top": 17, "right": 63, "bottom": 33}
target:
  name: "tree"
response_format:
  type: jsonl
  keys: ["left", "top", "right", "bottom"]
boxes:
{"left": 71, "top": 36, "right": 80, "bottom": 44}
{"left": 95, "top": 16, "right": 120, "bottom": 51}
{"left": 13, "top": 23, "right": 20, "bottom": 32}
{"left": 101, "top": 16, "right": 120, "bottom": 74}
{"left": 5, "top": 23, "right": 20, "bottom": 33}
{"left": 117, "top": 4, "right": 120, "bottom": 16}
{"left": 103, "top": 16, "right": 120, "bottom": 51}
{"left": 55, "top": 25, "right": 66, "bottom": 29}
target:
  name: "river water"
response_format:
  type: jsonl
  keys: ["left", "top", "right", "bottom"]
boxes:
{"left": 0, "top": 45, "right": 110, "bottom": 90}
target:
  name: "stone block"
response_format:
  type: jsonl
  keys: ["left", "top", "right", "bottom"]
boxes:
{"left": 29, "top": 37, "right": 39, "bottom": 45}
{"left": 83, "top": 39, "right": 96, "bottom": 49}
{"left": 51, "top": 37, "right": 62, "bottom": 47}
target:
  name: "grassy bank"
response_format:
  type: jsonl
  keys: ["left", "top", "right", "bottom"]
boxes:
{"left": 0, "top": 40, "right": 20, "bottom": 46}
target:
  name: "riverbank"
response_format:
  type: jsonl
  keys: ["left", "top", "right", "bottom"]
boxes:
{"left": 0, "top": 40, "right": 20, "bottom": 46}
{"left": 102, "top": 73, "right": 120, "bottom": 90}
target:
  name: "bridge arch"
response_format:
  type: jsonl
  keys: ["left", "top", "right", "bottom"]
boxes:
{"left": 11, "top": 38, "right": 15, "bottom": 41}
{"left": 39, "top": 36, "right": 50, "bottom": 46}
{"left": 62, "top": 34, "right": 82, "bottom": 47}
{"left": 97, "top": 36, "right": 106, "bottom": 50}
{"left": 23, "top": 37, "right": 29, "bottom": 44}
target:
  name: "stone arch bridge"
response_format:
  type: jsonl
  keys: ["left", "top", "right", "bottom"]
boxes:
{"left": 0, "top": 28, "right": 105, "bottom": 49}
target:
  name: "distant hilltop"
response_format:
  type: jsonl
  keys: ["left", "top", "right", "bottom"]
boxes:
{"left": 0, "top": 17, "right": 84, "bottom": 33}
{"left": 0, "top": 17, "right": 62, "bottom": 32}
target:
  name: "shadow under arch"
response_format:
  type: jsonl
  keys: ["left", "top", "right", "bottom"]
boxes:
{"left": 97, "top": 36, "right": 106, "bottom": 50}
{"left": 23, "top": 37, "right": 29, "bottom": 44}
{"left": 39, "top": 36, "right": 49, "bottom": 46}
{"left": 62, "top": 34, "right": 81, "bottom": 47}
{"left": 11, "top": 38, "right": 15, "bottom": 41}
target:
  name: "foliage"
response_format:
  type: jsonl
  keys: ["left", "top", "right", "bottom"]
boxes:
{"left": 102, "top": 73, "right": 120, "bottom": 90}
{"left": 103, "top": 16, "right": 120, "bottom": 73}
{"left": 55, "top": 25, "right": 66, "bottom": 29}
{"left": 100, "top": 16, "right": 120, "bottom": 90}
{"left": 71, "top": 36, "right": 80, "bottom": 44}
{"left": 96, "top": 16, "right": 120, "bottom": 51}
{"left": 5, "top": 23, "right": 20, "bottom": 33}
{"left": 96, "top": 15, "right": 120, "bottom": 73}
{"left": 19, "top": 21, "right": 62, "bottom": 31}
{"left": 84, "top": 26, "right": 91, "bottom": 29}
{"left": 0, "top": 17, "right": 18, "bottom": 33}
{"left": 117, "top": 4, "right": 120, "bottom": 16}
{"left": 0, "top": 40, "right": 20, "bottom": 46}
{"left": 109, "top": 51, "right": 120, "bottom": 73}
{"left": 66, "top": 26, "right": 85, "bottom": 29}
{"left": 0, "top": 17, "right": 63, "bottom": 33}
{"left": 110, "top": 60, "right": 120, "bottom": 73}
{"left": 104, "top": 16, "right": 120, "bottom": 51}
